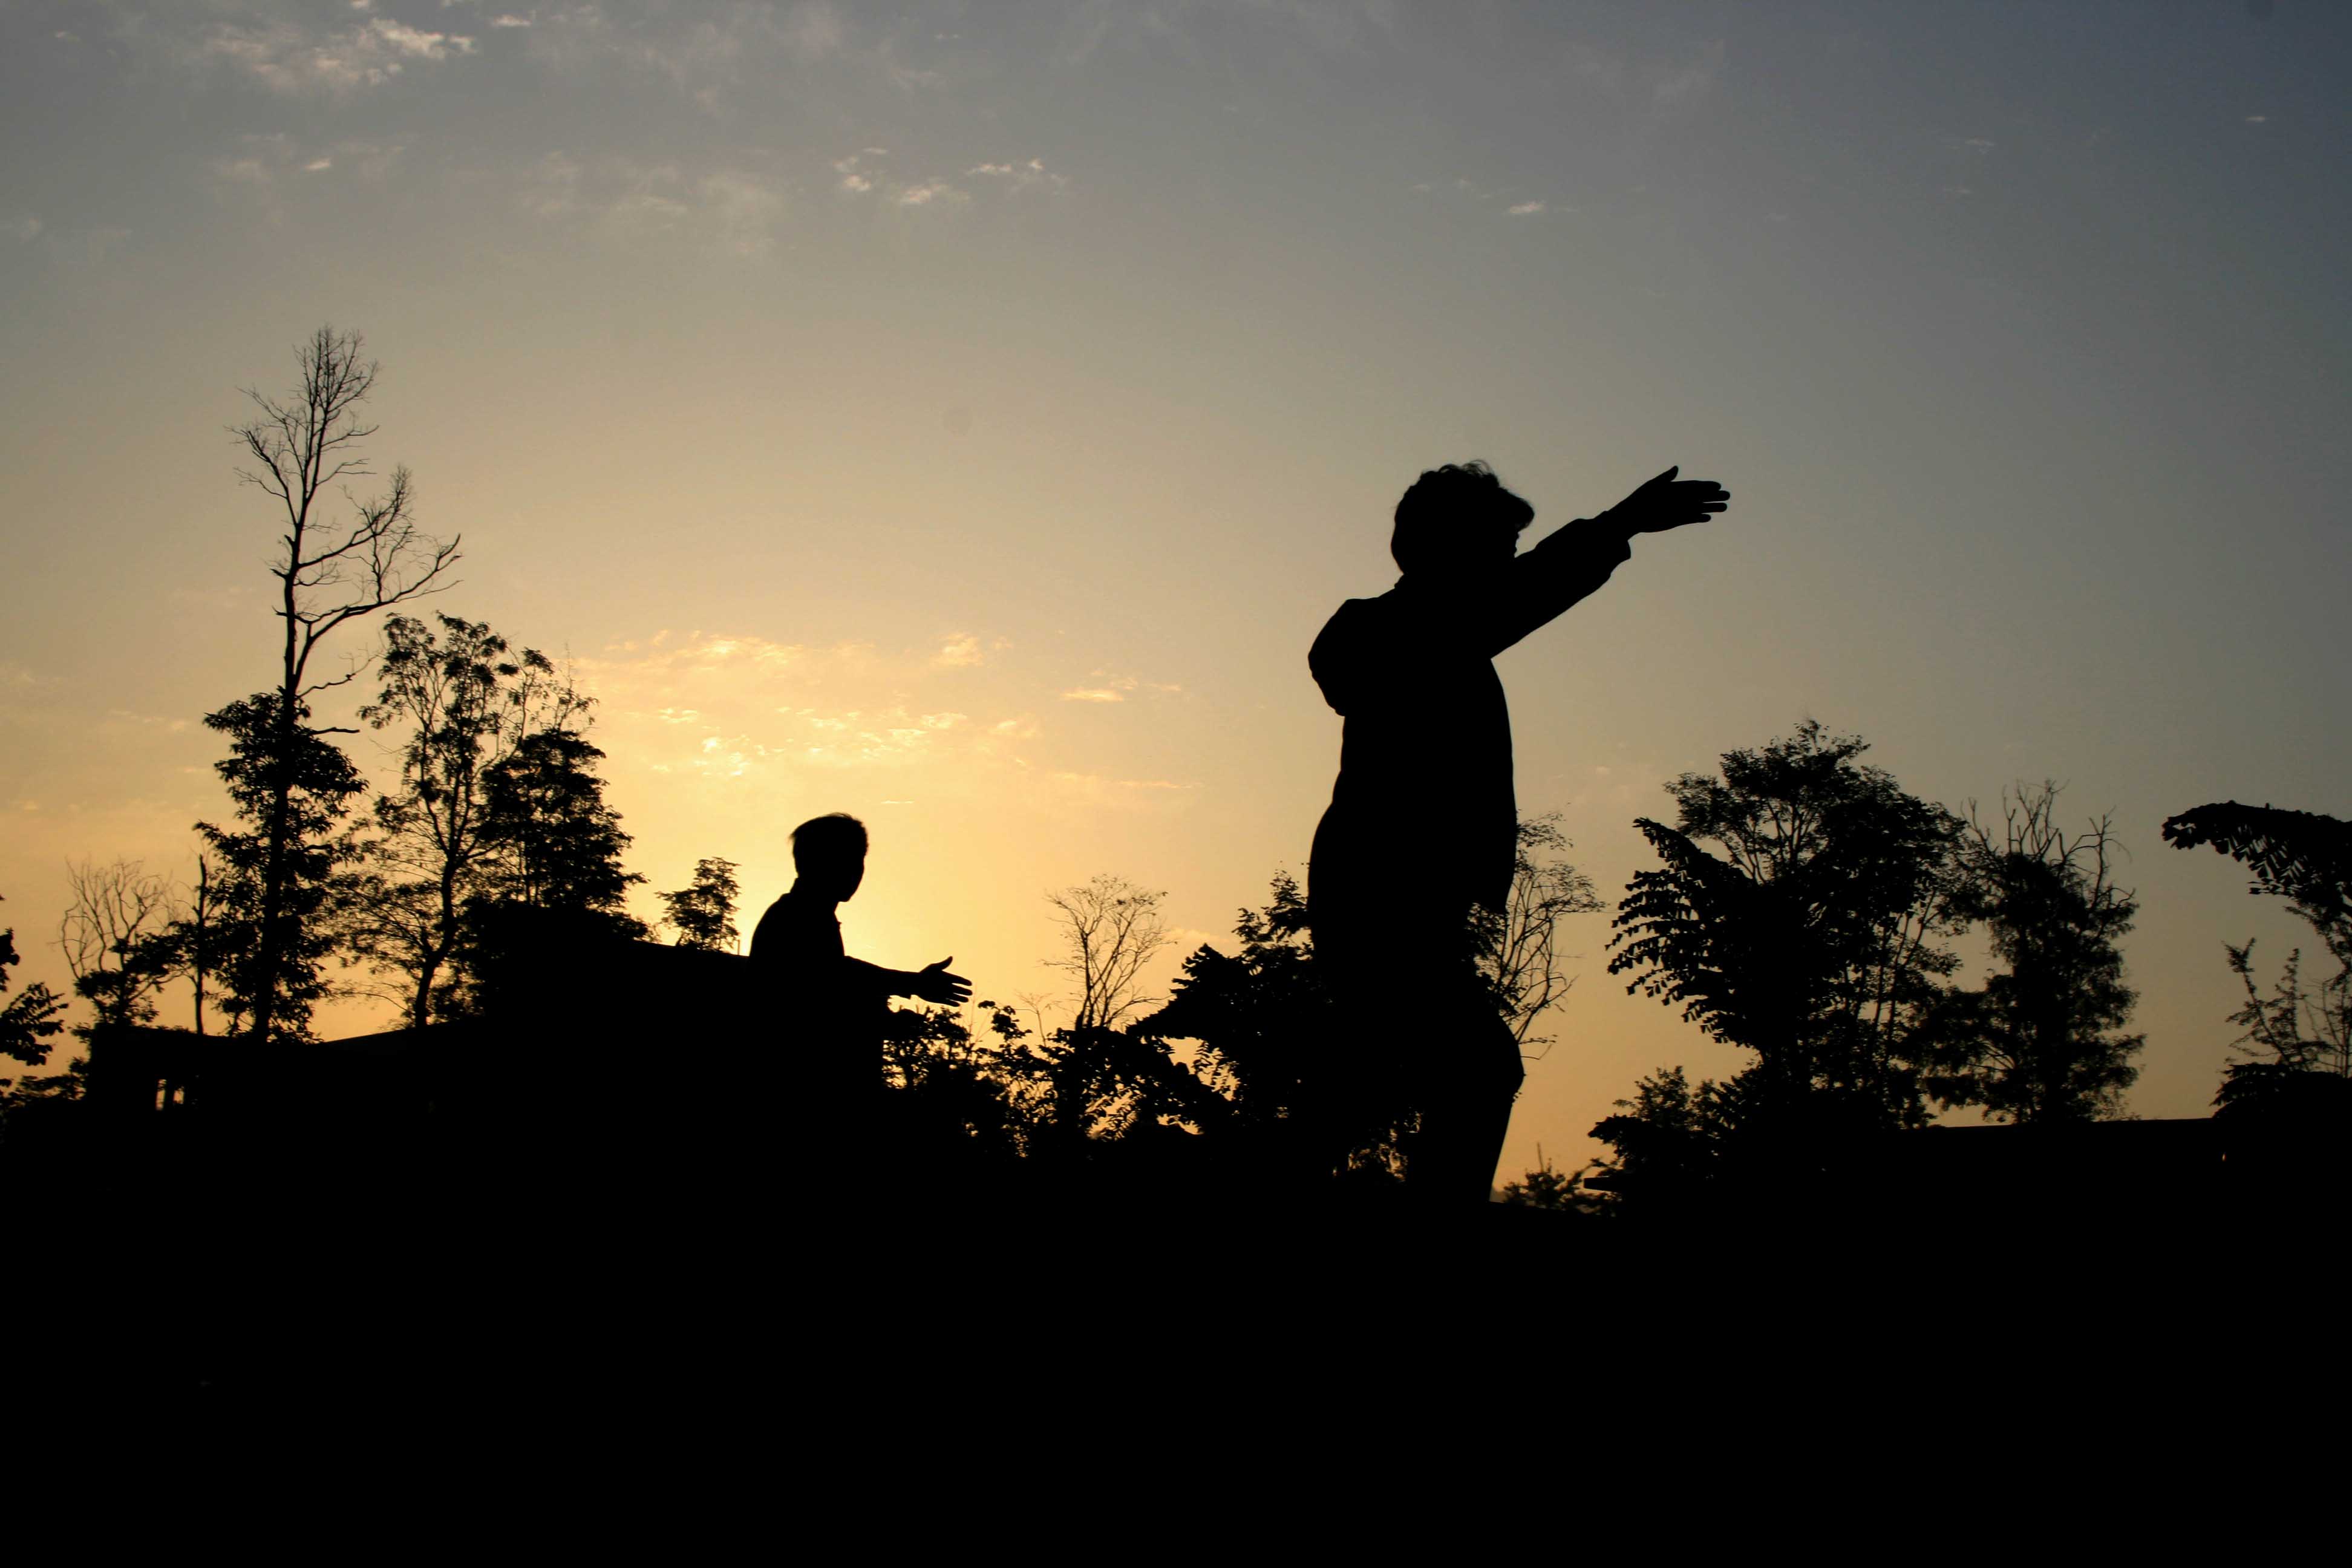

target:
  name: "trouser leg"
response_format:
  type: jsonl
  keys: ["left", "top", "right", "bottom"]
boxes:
{"left": 1403, "top": 1016, "right": 1523, "bottom": 1204}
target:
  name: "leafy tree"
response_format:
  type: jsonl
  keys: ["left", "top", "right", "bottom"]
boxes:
{"left": 226, "top": 325, "right": 460, "bottom": 1044}
{"left": 2219, "top": 939, "right": 2349, "bottom": 1088}
{"left": 345, "top": 614, "right": 586, "bottom": 1027}
{"left": 659, "top": 858, "right": 742, "bottom": 953}
{"left": 1142, "top": 822, "right": 1602, "bottom": 1180}
{"left": 880, "top": 1001, "right": 1042, "bottom": 1158}
{"left": 2161, "top": 803, "right": 2352, "bottom": 953}
{"left": 1923, "top": 785, "right": 2143, "bottom": 1122}
{"left": 1, "top": 899, "right": 67, "bottom": 1071}
{"left": 1587, "top": 1063, "right": 1740, "bottom": 1210}
{"left": 2164, "top": 802, "right": 2351, "bottom": 1094}
{"left": 878, "top": 835, "right": 1604, "bottom": 1177}
{"left": 476, "top": 726, "right": 647, "bottom": 939}
{"left": 1496, "top": 1145, "right": 1606, "bottom": 1215}
{"left": 1143, "top": 871, "right": 1330, "bottom": 1146}
{"left": 196, "top": 692, "right": 368, "bottom": 1040}
{"left": 1607, "top": 720, "right": 1966, "bottom": 1134}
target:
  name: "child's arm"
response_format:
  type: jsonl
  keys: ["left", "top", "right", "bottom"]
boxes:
{"left": 846, "top": 955, "right": 973, "bottom": 1007}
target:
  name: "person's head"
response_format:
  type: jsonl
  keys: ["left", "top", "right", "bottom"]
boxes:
{"left": 790, "top": 812, "right": 869, "bottom": 901}
{"left": 1390, "top": 460, "right": 1535, "bottom": 580}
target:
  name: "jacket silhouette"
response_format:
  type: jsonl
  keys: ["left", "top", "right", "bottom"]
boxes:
{"left": 1307, "top": 461, "right": 1728, "bottom": 1200}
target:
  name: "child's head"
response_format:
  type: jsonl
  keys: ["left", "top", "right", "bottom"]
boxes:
{"left": 791, "top": 812, "right": 869, "bottom": 900}
{"left": 1390, "top": 460, "right": 1535, "bottom": 578}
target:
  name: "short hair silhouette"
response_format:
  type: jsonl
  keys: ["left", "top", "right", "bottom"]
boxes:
{"left": 791, "top": 812, "right": 869, "bottom": 870}
{"left": 1390, "top": 461, "right": 1537, "bottom": 573}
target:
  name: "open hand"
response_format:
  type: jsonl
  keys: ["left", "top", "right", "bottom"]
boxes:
{"left": 1607, "top": 466, "right": 1730, "bottom": 534}
{"left": 911, "top": 957, "right": 973, "bottom": 1008}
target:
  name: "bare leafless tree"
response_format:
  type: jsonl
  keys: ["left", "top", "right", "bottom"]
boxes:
{"left": 1041, "top": 874, "right": 1171, "bottom": 1033}
{"left": 230, "top": 326, "right": 460, "bottom": 1044}
{"left": 57, "top": 857, "right": 182, "bottom": 1033}
{"left": 1481, "top": 814, "right": 1604, "bottom": 1056}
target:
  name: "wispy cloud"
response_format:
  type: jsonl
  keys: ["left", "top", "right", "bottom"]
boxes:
{"left": 520, "top": 155, "right": 784, "bottom": 256}
{"left": 892, "top": 178, "right": 964, "bottom": 208}
{"left": 522, "top": 1, "right": 843, "bottom": 109}
{"left": 698, "top": 169, "right": 785, "bottom": 256}
{"left": 1653, "top": 39, "right": 1724, "bottom": 108}
{"left": 1440, "top": 176, "right": 1564, "bottom": 220}
{"left": 371, "top": 17, "right": 477, "bottom": 59}
{"left": 838, "top": 151, "right": 1062, "bottom": 209}
{"left": 1058, "top": 673, "right": 1181, "bottom": 703}
{"left": 834, "top": 151, "right": 964, "bottom": 207}
{"left": 1043, "top": 772, "right": 1198, "bottom": 812}
{"left": 581, "top": 632, "right": 1037, "bottom": 785}
{"left": 967, "top": 158, "right": 1070, "bottom": 194}
{"left": 179, "top": 12, "right": 483, "bottom": 94}
{"left": 933, "top": 634, "right": 990, "bottom": 668}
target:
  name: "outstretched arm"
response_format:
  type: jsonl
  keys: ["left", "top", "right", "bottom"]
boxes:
{"left": 1598, "top": 465, "right": 1730, "bottom": 539}
{"left": 846, "top": 955, "right": 973, "bottom": 1007}
{"left": 1491, "top": 466, "right": 1730, "bottom": 654}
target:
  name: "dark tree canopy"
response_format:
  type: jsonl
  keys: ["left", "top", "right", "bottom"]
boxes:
{"left": 1587, "top": 1063, "right": 1739, "bottom": 1210}
{"left": 660, "top": 858, "right": 742, "bottom": 953}
{"left": 1922, "top": 786, "right": 2141, "bottom": 1123}
{"left": 1, "top": 901, "right": 68, "bottom": 1071}
{"left": 2162, "top": 803, "right": 2352, "bottom": 941}
{"left": 346, "top": 613, "right": 585, "bottom": 1027}
{"left": 2167, "top": 802, "right": 2352, "bottom": 1092}
{"left": 1607, "top": 720, "right": 1965, "bottom": 1131}
{"left": 1142, "top": 871, "right": 1330, "bottom": 1140}
{"left": 477, "top": 727, "right": 647, "bottom": 939}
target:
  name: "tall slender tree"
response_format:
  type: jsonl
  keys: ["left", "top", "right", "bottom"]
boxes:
{"left": 226, "top": 326, "right": 460, "bottom": 1044}
{"left": 195, "top": 691, "right": 368, "bottom": 1040}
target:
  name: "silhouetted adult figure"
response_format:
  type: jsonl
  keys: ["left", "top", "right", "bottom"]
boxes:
{"left": 749, "top": 814, "right": 972, "bottom": 1120}
{"left": 1308, "top": 462, "right": 1730, "bottom": 1201}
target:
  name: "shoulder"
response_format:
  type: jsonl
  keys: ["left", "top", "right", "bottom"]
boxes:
{"left": 749, "top": 892, "right": 818, "bottom": 955}
{"left": 1310, "top": 594, "right": 1405, "bottom": 711}
{"left": 1312, "top": 593, "right": 1397, "bottom": 656}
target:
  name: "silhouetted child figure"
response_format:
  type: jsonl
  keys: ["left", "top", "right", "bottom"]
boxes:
{"left": 749, "top": 813, "right": 972, "bottom": 1117}
{"left": 1308, "top": 462, "right": 1730, "bottom": 1201}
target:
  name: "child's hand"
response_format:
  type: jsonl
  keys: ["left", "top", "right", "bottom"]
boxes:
{"left": 1607, "top": 466, "right": 1730, "bottom": 534}
{"left": 912, "top": 957, "right": 973, "bottom": 1007}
